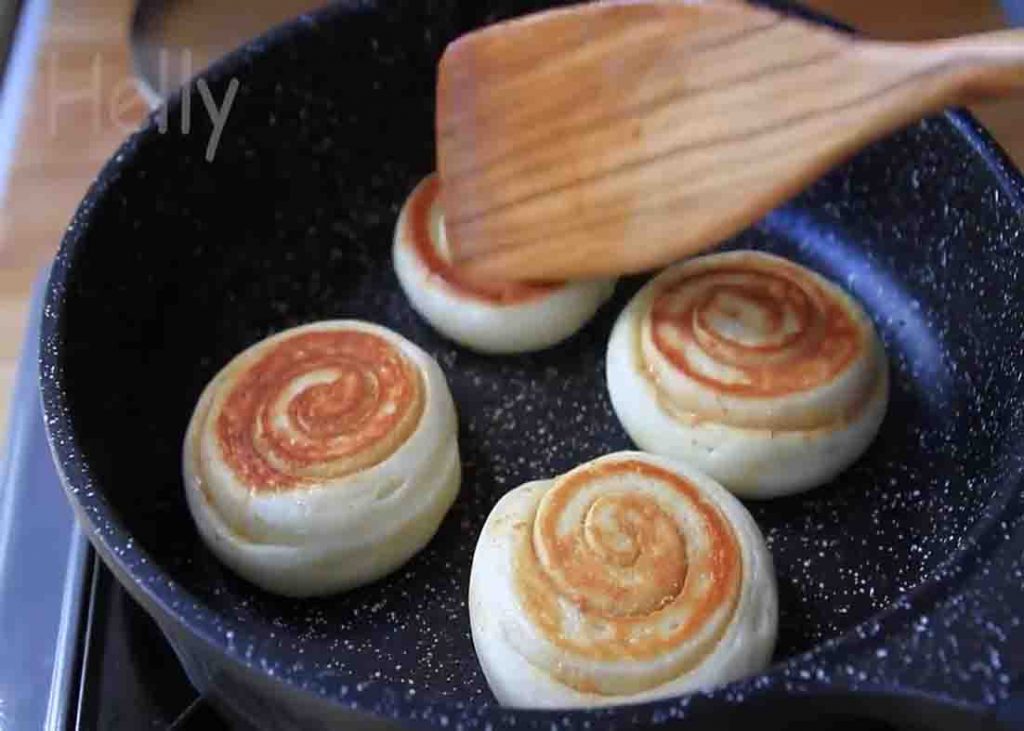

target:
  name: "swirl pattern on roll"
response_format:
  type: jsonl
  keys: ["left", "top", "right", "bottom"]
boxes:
{"left": 184, "top": 321, "right": 460, "bottom": 597}
{"left": 607, "top": 251, "right": 889, "bottom": 498}
{"left": 643, "top": 252, "right": 879, "bottom": 429}
{"left": 469, "top": 452, "right": 777, "bottom": 708}
{"left": 214, "top": 329, "right": 424, "bottom": 491}
{"left": 515, "top": 459, "right": 741, "bottom": 693}
{"left": 651, "top": 262, "right": 860, "bottom": 398}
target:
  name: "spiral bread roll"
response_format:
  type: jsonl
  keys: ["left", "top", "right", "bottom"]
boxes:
{"left": 183, "top": 321, "right": 460, "bottom": 597}
{"left": 469, "top": 451, "right": 777, "bottom": 709}
{"left": 394, "top": 174, "right": 616, "bottom": 354}
{"left": 607, "top": 251, "right": 889, "bottom": 499}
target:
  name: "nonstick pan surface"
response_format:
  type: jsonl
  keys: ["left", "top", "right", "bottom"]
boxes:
{"left": 40, "top": 1, "right": 1024, "bottom": 728}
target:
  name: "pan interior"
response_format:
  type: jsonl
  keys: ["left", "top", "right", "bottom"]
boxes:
{"left": 50, "top": 0, "right": 1024, "bottom": 705}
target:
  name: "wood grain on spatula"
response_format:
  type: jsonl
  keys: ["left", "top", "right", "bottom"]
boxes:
{"left": 437, "top": 1, "right": 1024, "bottom": 280}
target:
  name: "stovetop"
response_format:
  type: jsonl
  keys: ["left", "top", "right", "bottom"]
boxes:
{"left": 0, "top": 273, "right": 232, "bottom": 730}
{"left": 75, "top": 557, "right": 229, "bottom": 729}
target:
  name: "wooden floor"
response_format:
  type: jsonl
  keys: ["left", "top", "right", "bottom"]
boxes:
{"left": 0, "top": 0, "right": 1020, "bottom": 435}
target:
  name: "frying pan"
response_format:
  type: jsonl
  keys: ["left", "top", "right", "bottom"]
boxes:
{"left": 39, "top": 1, "right": 1024, "bottom": 729}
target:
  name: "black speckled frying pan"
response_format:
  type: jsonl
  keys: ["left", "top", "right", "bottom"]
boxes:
{"left": 39, "top": 1, "right": 1024, "bottom": 729}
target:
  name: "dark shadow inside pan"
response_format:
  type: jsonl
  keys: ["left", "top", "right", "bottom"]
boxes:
{"left": 51, "top": 0, "right": 1024, "bottom": 707}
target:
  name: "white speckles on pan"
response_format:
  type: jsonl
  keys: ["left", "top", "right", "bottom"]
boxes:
{"left": 37, "top": 0, "right": 1024, "bottom": 728}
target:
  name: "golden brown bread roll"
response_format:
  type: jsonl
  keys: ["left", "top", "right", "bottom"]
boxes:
{"left": 607, "top": 251, "right": 889, "bottom": 498}
{"left": 183, "top": 320, "right": 460, "bottom": 597}
{"left": 469, "top": 451, "right": 777, "bottom": 708}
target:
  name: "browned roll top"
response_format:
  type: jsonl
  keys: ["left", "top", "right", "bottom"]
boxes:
{"left": 650, "top": 256, "right": 864, "bottom": 398}
{"left": 513, "top": 459, "right": 741, "bottom": 668}
{"left": 214, "top": 330, "right": 424, "bottom": 492}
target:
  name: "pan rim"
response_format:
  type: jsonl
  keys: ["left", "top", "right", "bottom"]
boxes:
{"left": 38, "top": 0, "right": 1024, "bottom": 726}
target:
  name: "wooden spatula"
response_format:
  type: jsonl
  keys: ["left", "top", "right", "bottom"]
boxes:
{"left": 436, "top": 1, "right": 1024, "bottom": 281}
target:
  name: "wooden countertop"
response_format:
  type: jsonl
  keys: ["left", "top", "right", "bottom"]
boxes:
{"left": 0, "top": 0, "right": 1020, "bottom": 435}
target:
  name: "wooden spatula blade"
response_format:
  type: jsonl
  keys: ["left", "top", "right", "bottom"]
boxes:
{"left": 436, "top": 1, "right": 992, "bottom": 280}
